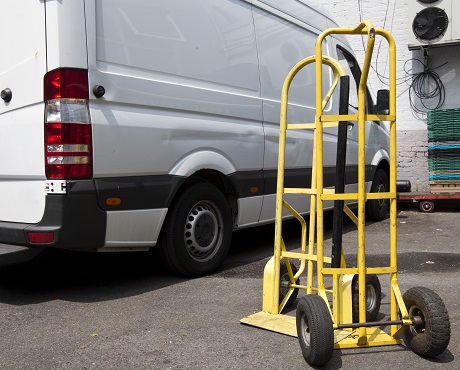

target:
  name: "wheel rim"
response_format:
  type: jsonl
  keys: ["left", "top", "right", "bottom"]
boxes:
{"left": 366, "top": 284, "right": 377, "bottom": 312}
{"left": 280, "top": 271, "right": 291, "bottom": 297}
{"left": 376, "top": 181, "right": 386, "bottom": 209}
{"left": 408, "top": 305, "right": 426, "bottom": 335}
{"left": 299, "top": 313, "right": 311, "bottom": 347}
{"left": 421, "top": 202, "right": 433, "bottom": 212}
{"left": 184, "top": 200, "right": 224, "bottom": 262}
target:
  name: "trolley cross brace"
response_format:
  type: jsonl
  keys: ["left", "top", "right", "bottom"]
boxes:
{"left": 336, "top": 319, "right": 405, "bottom": 330}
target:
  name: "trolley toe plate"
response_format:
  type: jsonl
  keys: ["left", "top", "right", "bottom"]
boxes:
{"left": 240, "top": 312, "right": 297, "bottom": 337}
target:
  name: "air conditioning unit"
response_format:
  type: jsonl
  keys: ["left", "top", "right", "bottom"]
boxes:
{"left": 408, "top": 0, "right": 460, "bottom": 49}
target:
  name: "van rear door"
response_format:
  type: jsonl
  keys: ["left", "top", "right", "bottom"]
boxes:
{"left": 0, "top": 1, "right": 47, "bottom": 223}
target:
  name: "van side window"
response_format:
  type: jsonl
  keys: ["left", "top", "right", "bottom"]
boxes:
{"left": 336, "top": 47, "right": 359, "bottom": 109}
{"left": 336, "top": 46, "right": 374, "bottom": 113}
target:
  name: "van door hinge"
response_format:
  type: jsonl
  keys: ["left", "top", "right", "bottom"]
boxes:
{"left": 45, "top": 180, "right": 67, "bottom": 194}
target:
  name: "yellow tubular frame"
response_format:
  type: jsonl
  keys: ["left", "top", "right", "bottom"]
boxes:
{"left": 241, "top": 20, "right": 407, "bottom": 350}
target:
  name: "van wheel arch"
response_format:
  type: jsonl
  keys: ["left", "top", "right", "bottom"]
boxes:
{"left": 183, "top": 170, "right": 237, "bottom": 222}
{"left": 166, "top": 170, "right": 238, "bottom": 223}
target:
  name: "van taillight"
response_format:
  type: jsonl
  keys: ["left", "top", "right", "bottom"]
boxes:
{"left": 44, "top": 68, "right": 92, "bottom": 179}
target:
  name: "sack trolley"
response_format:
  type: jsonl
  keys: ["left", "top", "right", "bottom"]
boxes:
{"left": 241, "top": 21, "right": 451, "bottom": 366}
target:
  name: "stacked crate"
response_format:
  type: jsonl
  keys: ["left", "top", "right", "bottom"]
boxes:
{"left": 427, "top": 108, "right": 460, "bottom": 193}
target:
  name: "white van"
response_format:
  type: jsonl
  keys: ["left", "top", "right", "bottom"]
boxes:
{"left": 0, "top": 0, "right": 390, "bottom": 276}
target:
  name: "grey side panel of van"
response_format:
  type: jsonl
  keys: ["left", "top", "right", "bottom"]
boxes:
{"left": 88, "top": 0, "right": 264, "bottom": 174}
{"left": 85, "top": 0, "right": 266, "bottom": 243}
{"left": 252, "top": 1, "right": 342, "bottom": 221}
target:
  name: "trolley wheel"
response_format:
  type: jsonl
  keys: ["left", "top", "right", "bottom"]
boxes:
{"left": 402, "top": 286, "right": 451, "bottom": 358}
{"left": 419, "top": 200, "right": 435, "bottom": 213}
{"left": 351, "top": 274, "right": 382, "bottom": 322}
{"left": 279, "top": 261, "right": 299, "bottom": 308}
{"left": 296, "top": 295, "right": 334, "bottom": 366}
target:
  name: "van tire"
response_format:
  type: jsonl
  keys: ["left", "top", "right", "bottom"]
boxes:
{"left": 366, "top": 168, "right": 389, "bottom": 221}
{"left": 160, "top": 183, "right": 232, "bottom": 277}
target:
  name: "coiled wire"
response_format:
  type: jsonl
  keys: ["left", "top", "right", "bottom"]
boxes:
{"left": 406, "top": 58, "right": 446, "bottom": 115}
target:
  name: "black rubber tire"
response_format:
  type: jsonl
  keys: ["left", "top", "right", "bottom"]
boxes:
{"left": 351, "top": 274, "right": 382, "bottom": 322}
{"left": 160, "top": 183, "right": 232, "bottom": 277}
{"left": 366, "top": 168, "right": 389, "bottom": 221}
{"left": 279, "top": 261, "right": 299, "bottom": 308}
{"left": 419, "top": 200, "right": 435, "bottom": 213}
{"left": 296, "top": 295, "right": 334, "bottom": 366}
{"left": 402, "top": 287, "right": 450, "bottom": 358}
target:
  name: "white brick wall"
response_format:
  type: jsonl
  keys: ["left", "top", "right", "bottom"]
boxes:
{"left": 322, "top": 0, "right": 460, "bottom": 191}
{"left": 396, "top": 130, "right": 429, "bottom": 192}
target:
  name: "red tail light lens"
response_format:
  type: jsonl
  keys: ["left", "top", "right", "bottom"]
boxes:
{"left": 45, "top": 122, "right": 92, "bottom": 179}
{"left": 44, "top": 68, "right": 89, "bottom": 101}
{"left": 44, "top": 68, "right": 92, "bottom": 180}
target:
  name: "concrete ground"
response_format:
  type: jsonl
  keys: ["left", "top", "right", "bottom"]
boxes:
{"left": 0, "top": 202, "right": 459, "bottom": 369}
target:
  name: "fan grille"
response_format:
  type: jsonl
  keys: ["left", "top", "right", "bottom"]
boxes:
{"left": 412, "top": 7, "right": 449, "bottom": 41}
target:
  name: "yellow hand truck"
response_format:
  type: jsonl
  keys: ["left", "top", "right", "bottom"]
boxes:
{"left": 241, "top": 21, "right": 451, "bottom": 366}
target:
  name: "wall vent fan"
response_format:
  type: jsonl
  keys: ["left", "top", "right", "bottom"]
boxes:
{"left": 413, "top": 7, "right": 448, "bottom": 40}
{"left": 408, "top": 0, "right": 460, "bottom": 49}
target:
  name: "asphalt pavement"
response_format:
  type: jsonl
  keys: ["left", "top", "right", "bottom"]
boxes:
{"left": 0, "top": 203, "right": 459, "bottom": 369}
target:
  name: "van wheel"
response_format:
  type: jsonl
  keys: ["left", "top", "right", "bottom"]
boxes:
{"left": 160, "top": 183, "right": 232, "bottom": 277}
{"left": 366, "top": 168, "right": 389, "bottom": 221}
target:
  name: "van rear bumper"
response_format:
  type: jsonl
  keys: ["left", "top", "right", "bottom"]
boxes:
{"left": 0, "top": 244, "right": 43, "bottom": 266}
{"left": 0, "top": 180, "right": 107, "bottom": 252}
